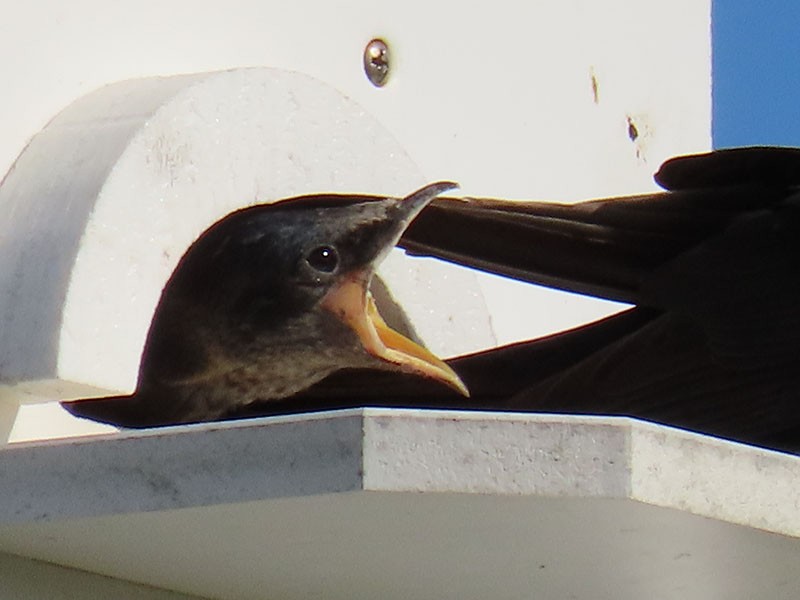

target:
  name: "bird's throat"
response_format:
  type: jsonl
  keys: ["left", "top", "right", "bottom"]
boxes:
{"left": 320, "top": 274, "right": 469, "bottom": 396}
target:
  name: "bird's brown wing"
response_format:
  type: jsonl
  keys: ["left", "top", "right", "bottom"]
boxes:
{"left": 401, "top": 189, "right": 795, "bottom": 304}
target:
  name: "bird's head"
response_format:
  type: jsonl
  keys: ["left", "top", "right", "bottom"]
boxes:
{"left": 145, "top": 181, "right": 468, "bottom": 399}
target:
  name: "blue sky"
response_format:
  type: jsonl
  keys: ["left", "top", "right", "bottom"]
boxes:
{"left": 713, "top": 1, "right": 800, "bottom": 147}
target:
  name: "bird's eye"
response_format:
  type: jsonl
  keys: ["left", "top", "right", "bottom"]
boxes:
{"left": 306, "top": 245, "right": 339, "bottom": 273}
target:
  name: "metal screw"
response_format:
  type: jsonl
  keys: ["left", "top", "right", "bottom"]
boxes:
{"left": 364, "top": 39, "right": 390, "bottom": 87}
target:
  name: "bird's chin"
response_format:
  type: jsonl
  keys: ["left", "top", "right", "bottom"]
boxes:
{"left": 320, "top": 272, "right": 469, "bottom": 396}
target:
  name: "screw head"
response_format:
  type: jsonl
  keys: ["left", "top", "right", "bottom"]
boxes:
{"left": 364, "top": 39, "right": 390, "bottom": 87}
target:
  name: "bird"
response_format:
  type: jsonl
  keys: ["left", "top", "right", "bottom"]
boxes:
{"left": 232, "top": 146, "right": 800, "bottom": 453}
{"left": 65, "top": 146, "right": 800, "bottom": 453}
{"left": 62, "top": 182, "right": 468, "bottom": 428}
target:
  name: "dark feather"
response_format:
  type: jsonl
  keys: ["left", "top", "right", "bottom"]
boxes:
{"left": 398, "top": 147, "right": 800, "bottom": 451}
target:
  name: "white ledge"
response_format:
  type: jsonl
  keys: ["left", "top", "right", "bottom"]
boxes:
{"left": 0, "top": 409, "right": 798, "bottom": 599}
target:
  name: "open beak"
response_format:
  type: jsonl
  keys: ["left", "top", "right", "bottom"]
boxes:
{"left": 320, "top": 181, "right": 469, "bottom": 396}
{"left": 321, "top": 273, "right": 469, "bottom": 396}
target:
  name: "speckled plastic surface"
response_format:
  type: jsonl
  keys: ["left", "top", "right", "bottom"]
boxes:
{"left": 1, "top": 409, "right": 798, "bottom": 600}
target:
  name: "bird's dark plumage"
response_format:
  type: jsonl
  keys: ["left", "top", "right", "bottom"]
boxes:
{"left": 236, "top": 147, "right": 800, "bottom": 453}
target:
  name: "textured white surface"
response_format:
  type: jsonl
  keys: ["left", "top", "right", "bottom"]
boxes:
{"left": 0, "top": 410, "right": 798, "bottom": 600}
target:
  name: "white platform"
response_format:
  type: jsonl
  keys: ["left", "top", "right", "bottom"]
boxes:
{"left": 1, "top": 409, "right": 797, "bottom": 599}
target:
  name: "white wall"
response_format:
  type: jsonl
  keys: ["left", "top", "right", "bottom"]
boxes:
{"left": 1, "top": 1, "right": 711, "bottom": 197}
{"left": 1, "top": 0, "right": 711, "bottom": 440}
